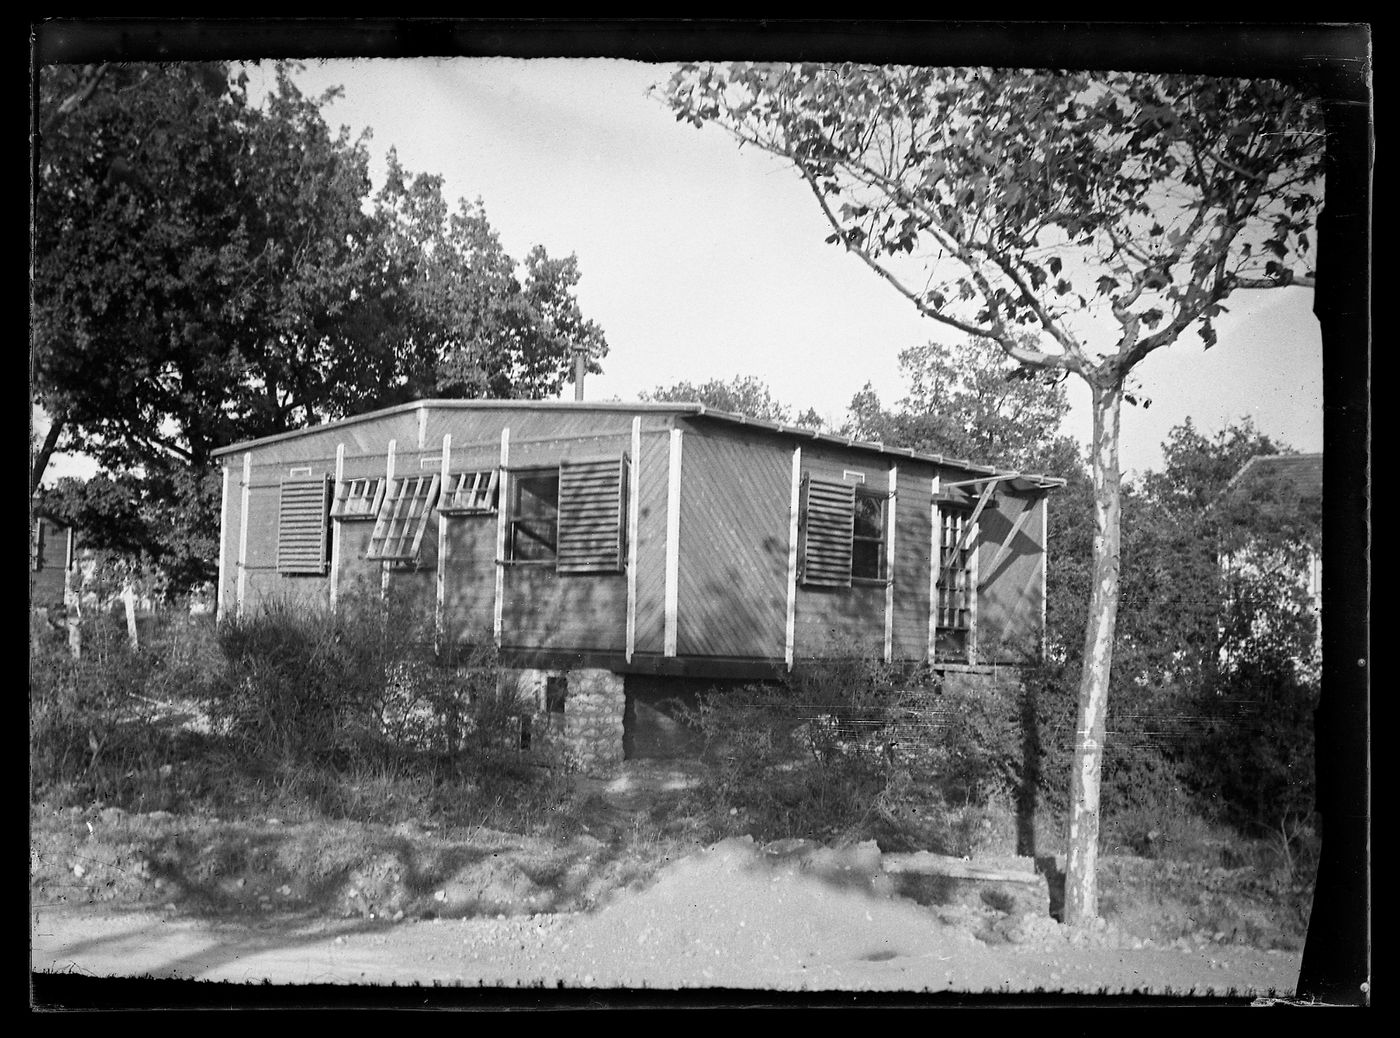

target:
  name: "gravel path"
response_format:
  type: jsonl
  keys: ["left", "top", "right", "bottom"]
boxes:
{"left": 32, "top": 837, "right": 1301, "bottom": 999}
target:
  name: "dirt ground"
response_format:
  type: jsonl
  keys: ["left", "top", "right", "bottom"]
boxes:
{"left": 31, "top": 766, "right": 1312, "bottom": 1006}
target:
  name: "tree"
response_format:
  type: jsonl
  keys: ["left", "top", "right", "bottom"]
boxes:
{"left": 640, "top": 375, "right": 824, "bottom": 429}
{"left": 33, "top": 60, "right": 609, "bottom": 589}
{"left": 843, "top": 335, "right": 1078, "bottom": 473}
{"left": 663, "top": 63, "right": 1322, "bottom": 926}
{"left": 369, "top": 151, "right": 609, "bottom": 401}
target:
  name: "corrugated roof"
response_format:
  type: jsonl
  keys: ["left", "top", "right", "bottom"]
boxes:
{"left": 212, "top": 398, "right": 1065, "bottom": 490}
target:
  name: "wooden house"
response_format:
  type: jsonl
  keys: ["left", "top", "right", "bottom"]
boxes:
{"left": 212, "top": 400, "right": 1062, "bottom": 767}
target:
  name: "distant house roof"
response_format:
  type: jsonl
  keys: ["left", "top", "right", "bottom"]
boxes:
{"left": 1219, "top": 453, "right": 1323, "bottom": 529}
{"left": 1222, "top": 453, "right": 1322, "bottom": 502}
{"left": 212, "top": 398, "right": 1066, "bottom": 491}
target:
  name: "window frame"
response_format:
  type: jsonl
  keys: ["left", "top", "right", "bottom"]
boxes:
{"left": 851, "top": 487, "right": 890, "bottom": 584}
{"left": 935, "top": 504, "right": 975, "bottom": 656}
{"left": 506, "top": 467, "right": 560, "bottom": 564}
{"left": 366, "top": 473, "right": 441, "bottom": 563}
{"left": 438, "top": 468, "right": 500, "bottom": 516}
{"left": 330, "top": 476, "right": 386, "bottom": 522}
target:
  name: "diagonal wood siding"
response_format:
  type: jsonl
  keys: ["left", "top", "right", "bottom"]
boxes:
{"left": 675, "top": 432, "right": 789, "bottom": 659}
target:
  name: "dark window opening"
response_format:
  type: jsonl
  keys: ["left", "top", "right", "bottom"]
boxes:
{"left": 852, "top": 489, "right": 888, "bottom": 581}
{"left": 508, "top": 470, "right": 559, "bottom": 562}
{"left": 546, "top": 675, "right": 568, "bottom": 715}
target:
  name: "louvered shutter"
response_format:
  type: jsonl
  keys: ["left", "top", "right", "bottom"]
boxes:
{"left": 277, "top": 476, "right": 331, "bottom": 574}
{"left": 556, "top": 456, "right": 626, "bottom": 574}
{"left": 799, "top": 475, "right": 855, "bottom": 587}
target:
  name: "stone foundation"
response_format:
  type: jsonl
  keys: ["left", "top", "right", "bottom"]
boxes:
{"left": 502, "top": 667, "right": 626, "bottom": 773}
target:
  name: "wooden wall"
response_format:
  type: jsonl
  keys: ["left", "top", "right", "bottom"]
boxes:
{"left": 215, "top": 404, "right": 1051, "bottom": 671}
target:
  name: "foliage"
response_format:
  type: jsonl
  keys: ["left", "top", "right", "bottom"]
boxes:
{"left": 207, "top": 586, "right": 523, "bottom": 764}
{"left": 30, "top": 608, "right": 223, "bottom": 809}
{"left": 33, "top": 60, "right": 610, "bottom": 591}
{"left": 370, "top": 150, "right": 610, "bottom": 401}
{"left": 681, "top": 652, "right": 1034, "bottom": 853}
{"left": 640, "top": 374, "right": 824, "bottom": 429}
{"left": 844, "top": 336, "right": 1079, "bottom": 473}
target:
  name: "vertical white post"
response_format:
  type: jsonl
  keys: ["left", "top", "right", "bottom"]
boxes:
{"left": 928, "top": 474, "right": 941, "bottom": 663}
{"left": 1040, "top": 494, "right": 1049, "bottom": 662}
{"left": 236, "top": 453, "right": 251, "bottom": 619}
{"left": 417, "top": 406, "right": 427, "bottom": 450}
{"left": 625, "top": 417, "right": 641, "bottom": 663}
{"left": 884, "top": 464, "right": 897, "bottom": 663}
{"left": 216, "top": 462, "right": 231, "bottom": 623}
{"left": 663, "top": 428, "right": 683, "bottom": 658}
{"left": 330, "top": 443, "right": 345, "bottom": 612}
{"left": 968, "top": 515, "right": 981, "bottom": 665}
{"left": 494, "top": 427, "right": 510, "bottom": 648}
{"left": 785, "top": 447, "right": 801, "bottom": 670}
{"left": 437, "top": 434, "right": 451, "bottom": 654}
{"left": 382, "top": 439, "right": 396, "bottom": 599}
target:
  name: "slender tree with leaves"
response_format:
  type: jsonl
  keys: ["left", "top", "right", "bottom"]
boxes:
{"left": 663, "top": 63, "right": 1322, "bottom": 926}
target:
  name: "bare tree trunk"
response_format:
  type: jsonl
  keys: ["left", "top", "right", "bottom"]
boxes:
{"left": 30, "top": 414, "right": 64, "bottom": 496}
{"left": 1064, "top": 379, "right": 1124, "bottom": 929}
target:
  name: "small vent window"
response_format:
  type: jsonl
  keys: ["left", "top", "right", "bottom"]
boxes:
{"left": 367, "top": 474, "right": 441, "bottom": 562}
{"left": 277, "top": 477, "right": 331, "bottom": 575}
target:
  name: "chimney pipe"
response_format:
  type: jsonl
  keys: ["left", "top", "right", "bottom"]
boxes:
{"left": 573, "top": 347, "right": 587, "bottom": 402}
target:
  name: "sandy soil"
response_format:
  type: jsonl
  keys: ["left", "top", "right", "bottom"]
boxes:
{"left": 32, "top": 835, "right": 1302, "bottom": 1003}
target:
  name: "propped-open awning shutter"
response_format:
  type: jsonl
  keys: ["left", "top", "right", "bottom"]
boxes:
{"left": 557, "top": 456, "right": 626, "bottom": 574}
{"left": 799, "top": 475, "right": 855, "bottom": 587}
{"left": 277, "top": 476, "right": 331, "bottom": 574}
{"left": 367, "top": 474, "right": 441, "bottom": 562}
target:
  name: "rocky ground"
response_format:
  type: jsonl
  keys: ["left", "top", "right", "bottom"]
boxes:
{"left": 31, "top": 765, "right": 1313, "bottom": 1006}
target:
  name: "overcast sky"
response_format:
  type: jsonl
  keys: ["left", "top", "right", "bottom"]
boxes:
{"left": 42, "top": 56, "right": 1326, "bottom": 482}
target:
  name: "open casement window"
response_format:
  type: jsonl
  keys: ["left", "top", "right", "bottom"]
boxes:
{"left": 507, "top": 469, "right": 560, "bottom": 563}
{"left": 329, "top": 477, "right": 385, "bottom": 521}
{"left": 799, "top": 475, "right": 856, "bottom": 587}
{"left": 852, "top": 488, "right": 890, "bottom": 582}
{"left": 366, "top": 474, "right": 441, "bottom": 563}
{"left": 936, "top": 506, "right": 974, "bottom": 658}
{"left": 557, "top": 456, "right": 627, "bottom": 574}
{"left": 439, "top": 469, "right": 499, "bottom": 516}
{"left": 276, "top": 476, "right": 331, "bottom": 575}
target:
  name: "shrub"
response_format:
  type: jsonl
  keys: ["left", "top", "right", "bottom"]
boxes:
{"left": 29, "top": 609, "right": 190, "bottom": 807}
{"left": 681, "top": 649, "right": 1038, "bottom": 850}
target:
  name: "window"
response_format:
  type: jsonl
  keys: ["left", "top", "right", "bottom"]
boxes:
{"left": 277, "top": 476, "right": 331, "bottom": 574}
{"left": 367, "top": 474, "right": 440, "bottom": 562}
{"left": 508, "top": 470, "right": 559, "bottom": 562}
{"left": 330, "top": 477, "right": 385, "bottom": 521}
{"left": 439, "top": 469, "right": 499, "bottom": 515}
{"left": 506, "top": 457, "right": 627, "bottom": 571}
{"left": 852, "top": 489, "right": 888, "bottom": 581}
{"left": 799, "top": 475, "right": 889, "bottom": 587}
{"left": 936, "top": 507, "right": 974, "bottom": 656}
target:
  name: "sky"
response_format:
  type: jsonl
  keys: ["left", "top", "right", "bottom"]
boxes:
{"left": 40, "top": 56, "right": 1325, "bottom": 484}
